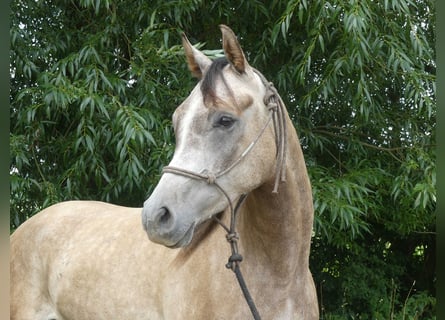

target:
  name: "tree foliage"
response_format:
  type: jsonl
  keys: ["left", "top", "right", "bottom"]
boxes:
{"left": 10, "top": 0, "right": 435, "bottom": 317}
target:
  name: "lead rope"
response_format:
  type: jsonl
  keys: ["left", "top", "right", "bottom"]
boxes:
{"left": 212, "top": 194, "right": 261, "bottom": 320}
{"left": 161, "top": 166, "right": 263, "bottom": 319}
{"left": 162, "top": 69, "right": 287, "bottom": 319}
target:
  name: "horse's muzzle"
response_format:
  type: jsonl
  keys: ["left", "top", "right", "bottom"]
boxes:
{"left": 142, "top": 204, "right": 196, "bottom": 248}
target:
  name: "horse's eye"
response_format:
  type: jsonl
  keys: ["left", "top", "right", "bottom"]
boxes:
{"left": 215, "top": 115, "right": 236, "bottom": 128}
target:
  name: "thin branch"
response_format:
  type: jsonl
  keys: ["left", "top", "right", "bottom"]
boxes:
{"left": 312, "top": 128, "right": 436, "bottom": 163}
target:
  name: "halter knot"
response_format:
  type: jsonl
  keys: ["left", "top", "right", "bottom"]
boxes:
{"left": 205, "top": 173, "right": 217, "bottom": 184}
{"left": 226, "top": 232, "right": 239, "bottom": 243}
{"left": 263, "top": 82, "right": 277, "bottom": 101}
{"left": 225, "top": 253, "right": 243, "bottom": 270}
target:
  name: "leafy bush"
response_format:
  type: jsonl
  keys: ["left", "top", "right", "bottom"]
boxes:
{"left": 10, "top": 0, "right": 435, "bottom": 317}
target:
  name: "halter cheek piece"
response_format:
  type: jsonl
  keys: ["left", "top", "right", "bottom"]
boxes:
{"left": 161, "top": 69, "right": 287, "bottom": 320}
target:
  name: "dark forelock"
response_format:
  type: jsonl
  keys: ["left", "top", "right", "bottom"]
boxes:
{"left": 200, "top": 57, "right": 230, "bottom": 106}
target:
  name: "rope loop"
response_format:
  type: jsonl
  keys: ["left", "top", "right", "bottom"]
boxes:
{"left": 267, "top": 101, "right": 278, "bottom": 112}
{"left": 263, "top": 91, "right": 275, "bottom": 105}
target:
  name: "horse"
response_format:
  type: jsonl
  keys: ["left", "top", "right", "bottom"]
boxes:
{"left": 10, "top": 25, "right": 319, "bottom": 319}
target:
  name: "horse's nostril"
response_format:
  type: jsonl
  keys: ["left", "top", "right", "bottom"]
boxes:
{"left": 157, "top": 207, "right": 172, "bottom": 226}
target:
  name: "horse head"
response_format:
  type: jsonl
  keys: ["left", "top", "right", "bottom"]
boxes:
{"left": 142, "top": 25, "right": 282, "bottom": 248}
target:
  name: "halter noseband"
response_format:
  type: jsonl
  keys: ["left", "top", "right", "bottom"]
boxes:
{"left": 161, "top": 69, "right": 287, "bottom": 320}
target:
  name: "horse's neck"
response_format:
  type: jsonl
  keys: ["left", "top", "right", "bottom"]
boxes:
{"left": 239, "top": 119, "right": 314, "bottom": 280}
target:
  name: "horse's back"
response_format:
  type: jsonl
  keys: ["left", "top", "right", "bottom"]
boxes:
{"left": 10, "top": 201, "right": 171, "bottom": 320}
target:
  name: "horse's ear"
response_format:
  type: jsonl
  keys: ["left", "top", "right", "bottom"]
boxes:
{"left": 219, "top": 24, "right": 249, "bottom": 74}
{"left": 182, "top": 33, "right": 212, "bottom": 79}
